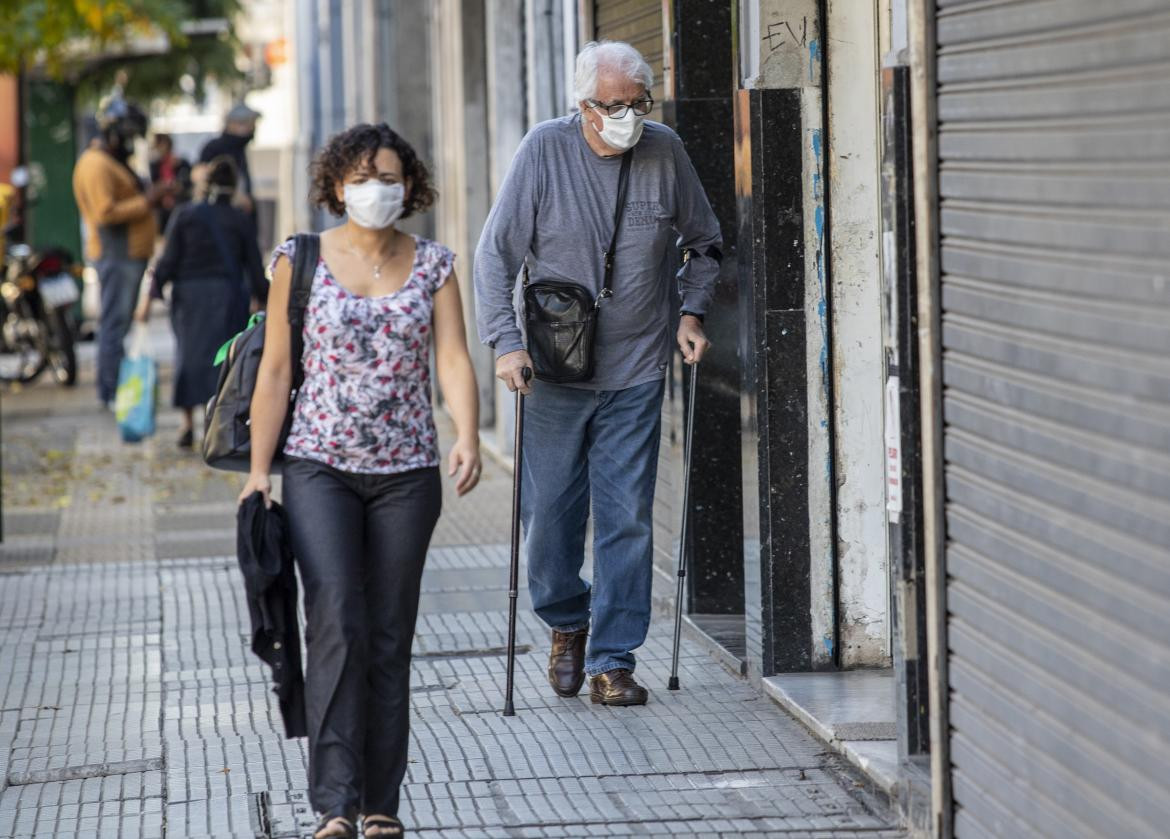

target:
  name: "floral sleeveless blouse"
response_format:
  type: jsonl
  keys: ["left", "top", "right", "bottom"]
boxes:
{"left": 269, "top": 234, "right": 454, "bottom": 474}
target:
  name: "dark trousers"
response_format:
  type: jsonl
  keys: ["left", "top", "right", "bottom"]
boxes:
{"left": 283, "top": 458, "right": 442, "bottom": 819}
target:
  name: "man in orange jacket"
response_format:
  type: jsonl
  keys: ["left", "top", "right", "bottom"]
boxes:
{"left": 72, "top": 96, "right": 169, "bottom": 407}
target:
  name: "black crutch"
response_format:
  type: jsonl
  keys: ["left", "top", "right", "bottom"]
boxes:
{"left": 503, "top": 366, "right": 533, "bottom": 717}
{"left": 668, "top": 360, "right": 699, "bottom": 691}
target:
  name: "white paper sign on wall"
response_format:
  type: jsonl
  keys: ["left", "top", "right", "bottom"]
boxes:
{"left": 885, "top": 375, "right": 902, "bottom": 523}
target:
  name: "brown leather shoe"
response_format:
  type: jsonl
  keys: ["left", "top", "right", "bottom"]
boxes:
{"left": 589, "top": 669, "right": 648, "bottom": 706}
{"left": 547, "top": 628, "right": 588, "bottom": 697}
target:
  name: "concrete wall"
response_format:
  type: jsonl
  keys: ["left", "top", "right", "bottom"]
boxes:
{"left": 485, "top": 0, "right": 528, "bottom": 456}
{"left": 431, "top": 0, "right": 497, "bottom": 426}
{"left": 826, "top": 0, "right": 890, "bottom": 667}
{"left": 385, "top": 0, "right": 436, "bottom": 241}
{"left": 525, "top": 0, "right": 567, "bottom": 124}
{"left": 290, "top": 0, "right": 317, "bottom": 234}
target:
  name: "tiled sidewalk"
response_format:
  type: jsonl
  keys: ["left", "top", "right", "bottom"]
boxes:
{"left": 0, "top": 337, "right": 903, "bottom": 838}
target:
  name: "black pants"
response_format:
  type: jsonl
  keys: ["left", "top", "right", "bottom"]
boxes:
{"left": 283, "top": 457, "right": 442, "bottom": 819}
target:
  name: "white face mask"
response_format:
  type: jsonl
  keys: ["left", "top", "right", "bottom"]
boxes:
{"left": 343, "top": 181, "right": 404, "bottom": 229}
{"left": 597, "top": 109, "right": 645, "bottom": 151}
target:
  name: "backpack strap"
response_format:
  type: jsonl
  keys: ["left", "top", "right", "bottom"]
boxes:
{"left": 287, "top": 232, "right": 319, "bottom": 392}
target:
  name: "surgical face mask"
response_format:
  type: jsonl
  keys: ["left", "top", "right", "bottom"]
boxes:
{"left": 343, "top": 181, "right": 404, "bottom": 229}
{"left": 597, "top": 109, "right": 645, "bottom": 151}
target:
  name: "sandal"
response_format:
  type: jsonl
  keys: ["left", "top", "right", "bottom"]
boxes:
{"left": 314, "top": 814, "right": 357, "bottom": 839}
{"left": 362, "top": 814, "right": 405, "bottom": 837}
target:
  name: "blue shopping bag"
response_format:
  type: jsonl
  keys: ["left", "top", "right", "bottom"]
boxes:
{"left": 115, "top": 325, "right": 158, "bottom": 443}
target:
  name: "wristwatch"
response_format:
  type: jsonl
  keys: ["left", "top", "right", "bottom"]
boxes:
{"left": 680, "top": 310, "right": 704, "bottom": 323}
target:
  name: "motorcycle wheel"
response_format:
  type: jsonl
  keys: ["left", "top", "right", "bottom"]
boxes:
{"left": 0, "top": 306, "right": 50, "bottom": 384}
{"left": 48, "top": 307, "right": 78, "bottom": 387}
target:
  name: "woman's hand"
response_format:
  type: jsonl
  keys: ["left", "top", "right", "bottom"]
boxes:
{"left": 133, "top": 298, "right": 151, "bottom": 323}
{"left": 447, "top": 437, "right": 482, "bottom": 496}
{"left": 238, "top": 471, "right": 273, "bottom": 508}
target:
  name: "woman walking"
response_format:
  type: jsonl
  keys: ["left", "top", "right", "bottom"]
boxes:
{"left": 139, "top": 155, "right": 266, "bottom": 447}
{"left": 238, "top": 124, "right": 481, "bottom": 839}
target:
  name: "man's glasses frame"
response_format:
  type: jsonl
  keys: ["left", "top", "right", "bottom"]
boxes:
{"left": 586, "top": 98, "right": 655, "bottom": 119}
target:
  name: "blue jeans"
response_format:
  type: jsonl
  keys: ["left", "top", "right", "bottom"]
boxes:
{"left": 521, "top": 378, "right": 664, "bottom": 677}
{"left": 95, "top": 254, "right": 146, "bottom": 403}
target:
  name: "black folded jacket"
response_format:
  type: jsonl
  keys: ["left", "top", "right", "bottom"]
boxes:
{"left": 236, "top": 491, "right": 308, "bottom": 738}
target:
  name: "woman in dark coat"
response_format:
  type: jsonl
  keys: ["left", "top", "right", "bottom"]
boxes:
{"left": 138, "top": 156, "right": 267, "bottom": 447}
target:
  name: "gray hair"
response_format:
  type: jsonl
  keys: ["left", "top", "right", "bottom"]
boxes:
{"left": 573, "top": 40, "right": 654, "bottom": 103}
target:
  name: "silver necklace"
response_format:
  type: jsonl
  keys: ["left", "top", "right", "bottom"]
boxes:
{"left": 345, "top": 231, "right": 397, "bottom": 281}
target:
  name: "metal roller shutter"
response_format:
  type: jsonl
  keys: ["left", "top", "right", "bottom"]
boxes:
{"left": 593, "top": 0, "right": 665, "bottom": 117}
{"left": 935, "top": 2, "right": 1170, "bottom": 836}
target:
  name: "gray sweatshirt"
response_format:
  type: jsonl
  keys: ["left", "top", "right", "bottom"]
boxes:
{"left": 473, "top": 114, "right": 722, "bottom": 391}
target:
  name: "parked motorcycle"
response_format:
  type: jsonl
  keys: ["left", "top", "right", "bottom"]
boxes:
{"left": 0, "top": 241, "right": 80, "bottom": 386}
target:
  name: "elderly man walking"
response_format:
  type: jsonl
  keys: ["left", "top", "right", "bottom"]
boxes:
{"left": 474, "top": 40, "right": 721, "bottom": 706}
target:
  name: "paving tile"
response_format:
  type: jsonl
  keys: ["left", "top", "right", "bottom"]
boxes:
{"left": 0, "top": 347, "right": 904, "bottom": 837}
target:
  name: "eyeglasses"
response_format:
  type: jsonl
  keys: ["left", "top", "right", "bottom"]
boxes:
{"left": 586, "top": 98, "right": 654, "bottom": 119}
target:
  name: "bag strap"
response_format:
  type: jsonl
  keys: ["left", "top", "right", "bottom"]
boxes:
{"left": 192, "top": 201, "right": 241, "bottom": 282}
{"left": 599, "top": 148, "right": 634, "bottom": 303}
{"left": 287, "top": 232, "right": 320, "bottom": 391}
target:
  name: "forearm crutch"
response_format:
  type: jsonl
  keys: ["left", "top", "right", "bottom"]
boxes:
{"left": 503, "top": 367, "right": 533, "bottom": 717}
{"left": 668, "top": 360, "right": 699, "bottom": 691}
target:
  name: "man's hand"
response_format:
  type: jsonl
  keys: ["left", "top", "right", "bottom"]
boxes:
{"left": 496, "top": 349, "right": 534, "bottom": 394}
{"left": 677, "top": 315, "right": 710, "bottom": 364}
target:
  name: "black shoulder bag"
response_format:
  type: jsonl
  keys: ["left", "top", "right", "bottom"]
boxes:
{"left": 202, "top": 233, "right": 319, "bottom": 473}
{"left": 522, "top": 148, "right": 633, "bottom": 383}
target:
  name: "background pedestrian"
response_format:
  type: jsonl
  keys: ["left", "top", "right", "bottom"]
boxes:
{"left": 137, "top": 155, "right": 265, "bottom": 449}
{"left": 198, "top": 102, "right": 260, "bottom": 218}
{"left": 148, "top": 133, "right": 191, "bottom": 234}
{"left": 72, "top": 95, "right": 170, "bottom": 409}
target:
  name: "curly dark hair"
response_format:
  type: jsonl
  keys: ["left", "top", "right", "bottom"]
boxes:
{"left": 310, "top": 123, "right": 437, "bottom": 218}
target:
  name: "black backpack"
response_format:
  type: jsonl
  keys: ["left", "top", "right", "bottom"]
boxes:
{"left": 202, "top": 233, "right": 319, "bottom": 473}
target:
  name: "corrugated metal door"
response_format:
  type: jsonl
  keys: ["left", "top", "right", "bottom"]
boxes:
{"left": 593, "top": 0, "right": 665, "bottom": 117}
{"left": 935, "top": 2, "right": 1170, "bottom": 836}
